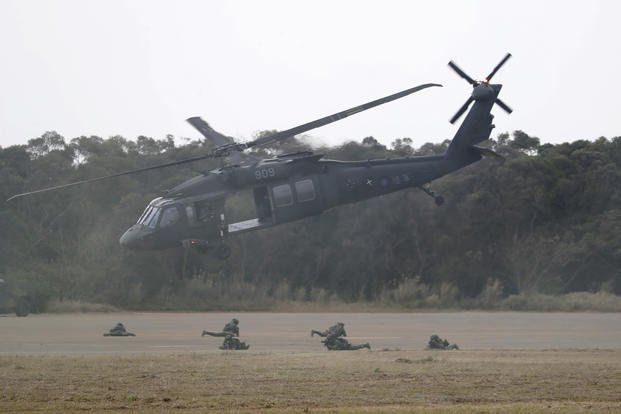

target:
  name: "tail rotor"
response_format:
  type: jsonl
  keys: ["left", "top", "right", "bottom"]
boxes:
{"left": 448, "top": 53, "right": 513, "bottom": 124}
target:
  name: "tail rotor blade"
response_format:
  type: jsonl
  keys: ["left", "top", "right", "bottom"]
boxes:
{"left": 495, "top": 98, "right": 513, "bottom": 114}
{"left": 448, "top": 61, "right": 478, "bottom": 86}
{"left": 449, "top": 97, "right": 474, "bottom": 124}
{"left": 485, "top": 53, "right": 512, "bottom": 82}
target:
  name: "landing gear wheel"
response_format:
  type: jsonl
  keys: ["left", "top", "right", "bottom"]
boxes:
{"left": 419, "top": 185, "right": 444, "bottom": 207}
{"left": 214, "top": 243, "right": 231, "bottom": 260}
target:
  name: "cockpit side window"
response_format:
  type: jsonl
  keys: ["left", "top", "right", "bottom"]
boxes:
{"left": 195, "top": 200, "right": 218, "bottom": 222}
{"left": 185, "top": 205, "right": 196, "bottom": 224}
{"left": 159, "top": 206, "right": 180, "bottom": 228}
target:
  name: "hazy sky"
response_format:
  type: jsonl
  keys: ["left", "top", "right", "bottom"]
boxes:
{"left": 1, "top": 0, "right": 619, "bottom": 150}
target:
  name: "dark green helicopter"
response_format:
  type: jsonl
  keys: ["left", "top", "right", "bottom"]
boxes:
{"left": 8, "top": 54, "right": 512, "bottom": 259}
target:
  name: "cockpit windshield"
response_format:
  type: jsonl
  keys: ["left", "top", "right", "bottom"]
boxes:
{"left": 137, "top": 206, "right": 150, "bottom": 223}
{"left": 135, "top": 198, "right": 181, "bottom": 229}
{"left": 137, "top": 206, "right": 161, "bottom": 228}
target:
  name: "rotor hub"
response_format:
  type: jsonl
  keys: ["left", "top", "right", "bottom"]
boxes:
{"left": 472, "top": 84, "right": 496, "bottom": 101}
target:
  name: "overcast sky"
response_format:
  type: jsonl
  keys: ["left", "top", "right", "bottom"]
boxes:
{"left": 1, "top": 0, "right": 619, "bottom": 150}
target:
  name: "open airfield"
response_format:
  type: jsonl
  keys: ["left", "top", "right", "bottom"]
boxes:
{"left": 1, "top": 312, "right": 620, "bottom": 413}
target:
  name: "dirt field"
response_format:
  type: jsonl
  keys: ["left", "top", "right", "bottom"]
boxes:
{"left": 1, "top": 312, "right": 620, "bottom": 413}
{"left": 1, "top": 311, "right": 621, "bottom": 354}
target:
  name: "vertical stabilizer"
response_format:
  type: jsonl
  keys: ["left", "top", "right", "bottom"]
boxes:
{"left": 444, "top": 54, "right": 512, "bottom": 159}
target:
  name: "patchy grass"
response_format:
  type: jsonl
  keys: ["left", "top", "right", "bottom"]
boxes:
{"left": 35, "top": 277, "right": 621, "bottom": 313}
{"left": 138, "top": 277, "right": 621, "bottom": 313}
{"left": 46, "top": 299, "right": 119, "bottom": 313}
{"left": 0, "top": 350, "right": 619, "bottom": 413}
{"left": 498, "top": 291, "right": 621, "bottom": 312}
{"left": 265, "top": 291, "right": 621, "bottom": 313}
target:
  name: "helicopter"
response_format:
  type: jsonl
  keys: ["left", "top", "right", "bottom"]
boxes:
{"left": 8, "top": 54, "right": 512, "bottom": 260}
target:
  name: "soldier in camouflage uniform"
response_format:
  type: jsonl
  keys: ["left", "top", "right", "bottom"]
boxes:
{"left": 202, "top": 318, "right": 240, "bottom": 337}
{"left": 312, "top": 322, "right": 370, "bottom": 351}
{"left": 322, "top": 332, "right": 370, "bottom": 351}
{"left": 103, "top": 322, "right": 135, "bottom": 336}
{"left": 201, "top": 319, "right": 249, "bottom": 350}
{"left": 311, "top": 322, "right": 346, "bottom": 338}
{"left": 219, "top": 334, "right": 250, "bottom": 350}
{"left": 427, "top": 334, "right": 459, "bottom": 350}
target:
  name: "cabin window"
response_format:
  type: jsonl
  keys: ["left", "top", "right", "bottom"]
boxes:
{"left": 273, "top": 184, "right": 293, "bottom": 207}
{"left": 295, "top": 179, "right": 315, "bottom": 202}
{"left": 159, "top": 206, "right": 180, "bottom": 228}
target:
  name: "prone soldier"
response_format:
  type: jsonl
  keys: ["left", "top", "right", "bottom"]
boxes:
{"left": 103, "top": 322, "right": 135, "bottom": 337}
{"left": 322, "top": 333, "right": 370, "bottom": 351}
{"left": 427, "top": 334, "right": 459, "bottom": 350}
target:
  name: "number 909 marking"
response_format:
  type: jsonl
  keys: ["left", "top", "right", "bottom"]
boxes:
{"left": 255, "top": 168, "right": 276, "bottom": 180}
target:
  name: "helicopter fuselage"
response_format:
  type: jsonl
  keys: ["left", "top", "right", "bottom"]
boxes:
{"left": 118, "top": 148, "right": 482, "bottom": 252}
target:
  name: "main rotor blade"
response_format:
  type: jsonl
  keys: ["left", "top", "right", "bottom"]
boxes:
{"left": 449, "top": 97, "right": 474, "bottom": 124}
{"left": 495, "top": 98, "right": 513, "bottom": 114}
{"left": 245, "top": 83, "right": 442, "bottom": 149}
{"left": 448, "top": 61, "right": 478, "bottom": 86}
{"left": 187, "top": 116, "right": 257, "bottom": 165}
{"left": 186, "top": 117, "right": 234, "bottom": 147}
{"left": 6, "top": 153, "right": 216, "bottom": 202}
{"left": 485, "top": 53, "right": 512, "bottom": 82}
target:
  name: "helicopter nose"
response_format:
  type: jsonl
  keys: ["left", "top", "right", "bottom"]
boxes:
{"left": 119, "top": 225, "right": 144, "bottom": 249}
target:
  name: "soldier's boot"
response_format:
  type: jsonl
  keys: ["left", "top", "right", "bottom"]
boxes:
{"left": 349, "top": 343, "right": 369, "bottom": 350}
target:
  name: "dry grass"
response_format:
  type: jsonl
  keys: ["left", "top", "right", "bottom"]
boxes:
{"left": 45, "top": 299, "right": 119, "bottom": 313}
{"left": 1, "top": 350, "right": 620, "bottom": 413}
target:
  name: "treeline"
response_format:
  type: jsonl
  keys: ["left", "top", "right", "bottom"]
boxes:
{"left": 0, "top": 130, "right": 620, "bottom": 311}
